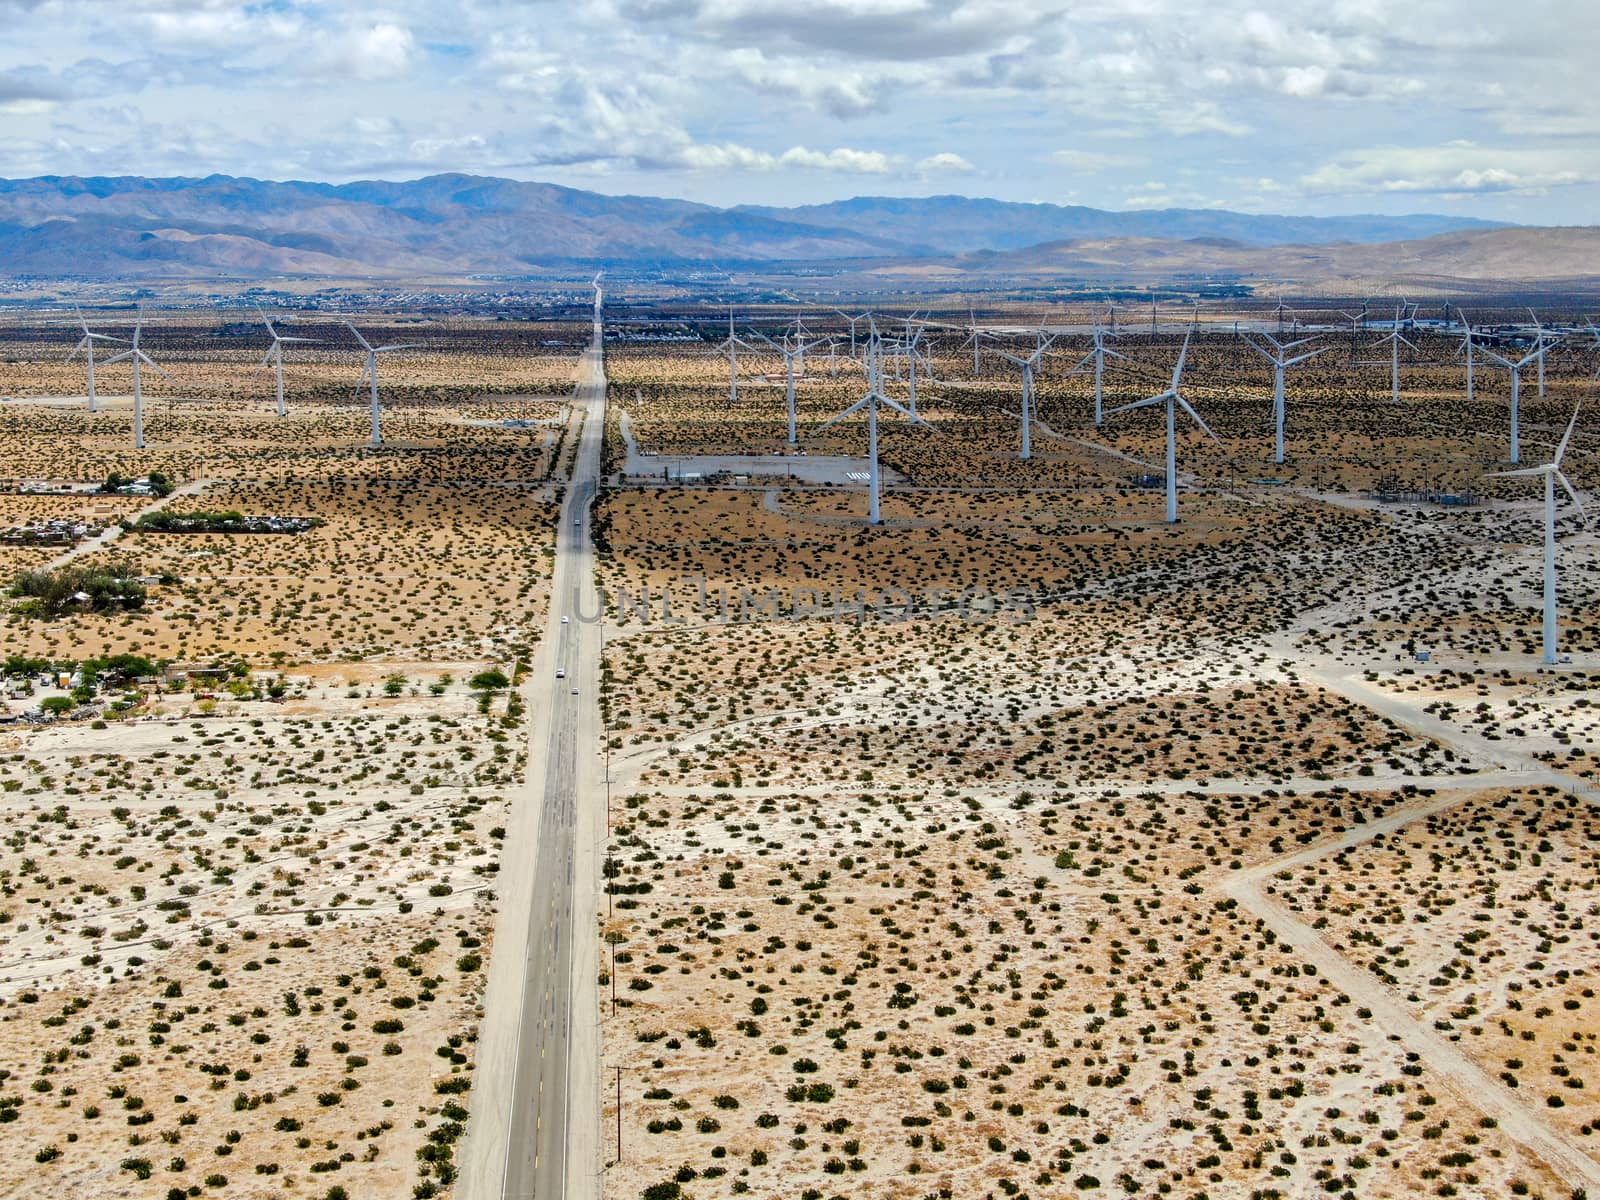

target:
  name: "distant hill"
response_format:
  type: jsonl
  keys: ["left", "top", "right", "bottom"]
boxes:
{"left": 734, "top": 195, "right": 1506, "bottom": 254}
{"left": 0, "top": 173, "right": 1516, "bottom": 280}
{"left": 885, "top": 227, "right": 1600, "bottom": 294}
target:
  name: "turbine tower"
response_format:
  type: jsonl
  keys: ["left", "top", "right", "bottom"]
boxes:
{"left": 755, "top": 331, "right": 827, "bottom": 446}
{"left": 996, "top": 336, "right": 1055, "bottom": 460}
{"left": 1107, "top": 333, "right": 1221, "bottom": 523}
{"left": 1478, "top": 339, "right": 1550, "bottom": 465}
{"left": 102, "top": 305, "right": 171, "bottom": 449}
{"left": 1370, "top": 306, "right": 1416, "bottom": 404}
{"left": 1487, "top": 404, "right": 1588, "bottom": 664}
{"left": 257, "top": 305, "right": 316, "bottom": 418}
{"left": 66, "top": 305, "right": 121, "bottom": 414}
{"left": 1071, "top": 325, "right": 1127, "bottom": 427}
{"left": 812, "top": 334, "right": 932, "bottom": 526}
{"left": 346, "top": 321, "right": 422, "bottom": 447}
{"left": 1242, "top": 333, "right": 1325, "bottom": 465}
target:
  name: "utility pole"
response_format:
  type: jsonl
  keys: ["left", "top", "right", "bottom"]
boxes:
{"left": 615, "top": 1065, "right": 623, "bottom": 1163}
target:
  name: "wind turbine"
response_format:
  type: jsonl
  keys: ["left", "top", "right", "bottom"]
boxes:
{"left": 959, "top": 309, "right": 993, "bottom": 375}
{"left": 1478, "top": 339, "right": 1551, "bottom": 465}
{"left": 1371, "top": 306, "right": 1416, "bottom": 404}
{"left": 717, "top": 308, "right": 760, "bottom": 405}
{"left": 256, "top": 305, "right": 316, "bottom": 418}
{"left": 1486, "top": 404, "right": 1588, "bottom": 665}
{"left": 1071, "top": 326, "right": 1127, "bottom": 427}
{"left": 898, "top": 318, "right": 934, "bottom": 418}
{"left": 833, "top": 309, "right": 867, "bottom": 358}
{"left": 1243, "top": 333, "right": 1325, "bottom": 464}
{"left": 102, "top": 305, "right": 172, "bottom": 449}
{"left": 65, "top": 305, "right": 121, "bottom": 414}
{"left": 346, "top": 321, "right": 422, "bottom": 447}
{"left": 995, "top": 337, "right": 1055, "bottom": 460}
{"left": 755, "top": 331, "right": 827, "bottom": 446}
{"left": 1107, "top": 333, "right": 1221, "bottom": 523}
{"left": 811, "top": 334, "right": 932, "bottom": 526}
{"left": 1456, "top": 308, "right": 1477, "bottom": 403}
{"left": 1526, "top": 308, "right": 1550, "bottom": 396}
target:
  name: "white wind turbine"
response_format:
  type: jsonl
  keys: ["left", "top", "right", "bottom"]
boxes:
{"left": 717, "top": 308, "right": 760, "bottom": 405}
{"left": 811, "top": 333, "right": 932, "bottom": 526}
{"left": 65, "top": 305, "right": 121, "bottom": 414}
{"left": 897, "top": 318, "right": 935, "bottom": 418}
{"left": 346, "top": 321, "right": 423, "bottom": 447}
{"left": 1107, "top": 333, "right": 1221, "bottom": 523}
{"left": 996, "top": 336, "right": 1055, "bottom": 460}
{"left": 1526, "top": 308, "right": 1551, "bottom": 396}
{"left": 833, "top": 309, "right": 868, "bottom": 358}
{"left": 1478, "top": 338, "right": 1551, "bottom": 465}
{"left": 1370, "top": 306, "right": 1416, "bottom": 404}
{"left": 257, "top": 305, "right": 316, "bottom": 418}
{"left": 102, "top": 305, "right": 172, "bottom": 449}
{"left": 1456, "top": 308, "right": 1477, "bottom": 403}
{"left": 1486, "top": 404, "right": 1588, "bottom": 665}
{"left": 1071, "top": 325, "right": 1127, "bottom": 427}
{"left": 755, "top": 330, "right": 827, "bottom": 446}
{"left": 1243, "top": 332, "right": 1325, "bottom": 464}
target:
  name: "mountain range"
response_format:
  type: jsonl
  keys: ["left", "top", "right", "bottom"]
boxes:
{"left": 0, "top": 172, "right": 1520, "bottom": 281}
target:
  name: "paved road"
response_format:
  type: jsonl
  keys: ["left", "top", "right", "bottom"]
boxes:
{"left": 459, "top": 292, "right": 605, "bottom": 1200}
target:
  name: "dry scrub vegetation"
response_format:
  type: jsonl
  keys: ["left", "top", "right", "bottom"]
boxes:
{"left": 596, "top": 319, "right": 1599, "bottom": 1200}
{"left": 0, "top": 310, "right": 580, "bottom": 1197}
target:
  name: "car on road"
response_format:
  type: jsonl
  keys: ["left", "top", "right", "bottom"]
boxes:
{"left": 561, "top": 615, "right": 569, "bottom": 624}
{"left": 571, "top": 687, "right": 579, "bottom": 695}
{"left": 555, "top": 668, "right": 566, "bottom": 679}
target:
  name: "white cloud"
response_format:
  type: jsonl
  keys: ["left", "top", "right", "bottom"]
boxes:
{"left": 316, "top": 23, "right": 417, "bottom": 82}
{"left": 1302, "top": 142, "right": 1593, "bottom": 197}
{"left": 917, "top": 151, "right": 974, "bottom": 173}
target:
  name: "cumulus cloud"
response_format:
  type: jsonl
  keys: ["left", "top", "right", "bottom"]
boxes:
{"left": 0, "top": 0, "right": 1595, "bottom": 218}
{"left": 315, "top": 22, "right": 417, "bottom": 82}
{"left": 917, "top": 152, "right": 974, "bottom": 173}
{"left": 1302, "top": 142, "right": 1593, "bottom": 197}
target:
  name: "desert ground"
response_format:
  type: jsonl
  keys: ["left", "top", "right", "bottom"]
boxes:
{"left": 0, "top": 297, "right": 1597, "bottom": 1200}
{"left": 0, "top": 310, "right": 584, "bottom": 1198}
{"left": 593, "top": 307, "right": 1600, "bottom": 1200}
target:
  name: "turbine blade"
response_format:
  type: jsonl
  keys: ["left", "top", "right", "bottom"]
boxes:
{"left": 102, "top": 349, "right": 134, "bottom": 366}
{"left": 139, "top": 352, "right": 174, "bottom": 382}
{"left": 1485, "top": 467, "right": 1547, "bottom": 479}
{"left": 1106, "top": 393, "right": 1167, "bottom": 417}
{"left": 1176, "top": 394, "right": 1221, "bottom": 444}
{"left": 1285, "top": 347, "right": 1327, "bottom": 367}
{"left": 877, "top": 393, "right": 932, "bottom": 427}
{"left": 812, "top": 395, "right": 871, "bottom": 433}
{"left": 1554, "top": 403, "right": 1582, "bottom": 466}
{"left": 1170, "top": 334, "right": 1190, "bottom": 392}
{"left": 345, "top": 321, "right": 374, "bottom": 352}
{"left": 1555, "top": 471, "right": 1590, "bottom": 526}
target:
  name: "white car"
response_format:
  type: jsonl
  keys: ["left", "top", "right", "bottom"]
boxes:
{"left": 555, "top": 668, "right": 566, "bottom": 679}
{"left": 561, "top": 615, "right": 570, "bottom": 624}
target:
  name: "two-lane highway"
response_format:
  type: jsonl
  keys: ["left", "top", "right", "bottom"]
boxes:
{"left": 460, "top": 288, "right": 607, "bottom": 1200}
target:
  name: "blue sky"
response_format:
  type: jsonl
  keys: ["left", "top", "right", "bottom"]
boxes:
{"left": 0, "top": 0, "right": 1593, "bottom": 221}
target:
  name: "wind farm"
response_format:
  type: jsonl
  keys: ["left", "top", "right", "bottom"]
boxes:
{"left": 0, "top": 2, "right": 1598, "bottom": 1192}
{"left": 0, "top": 280, "right": 1596, "bottom": 1200}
